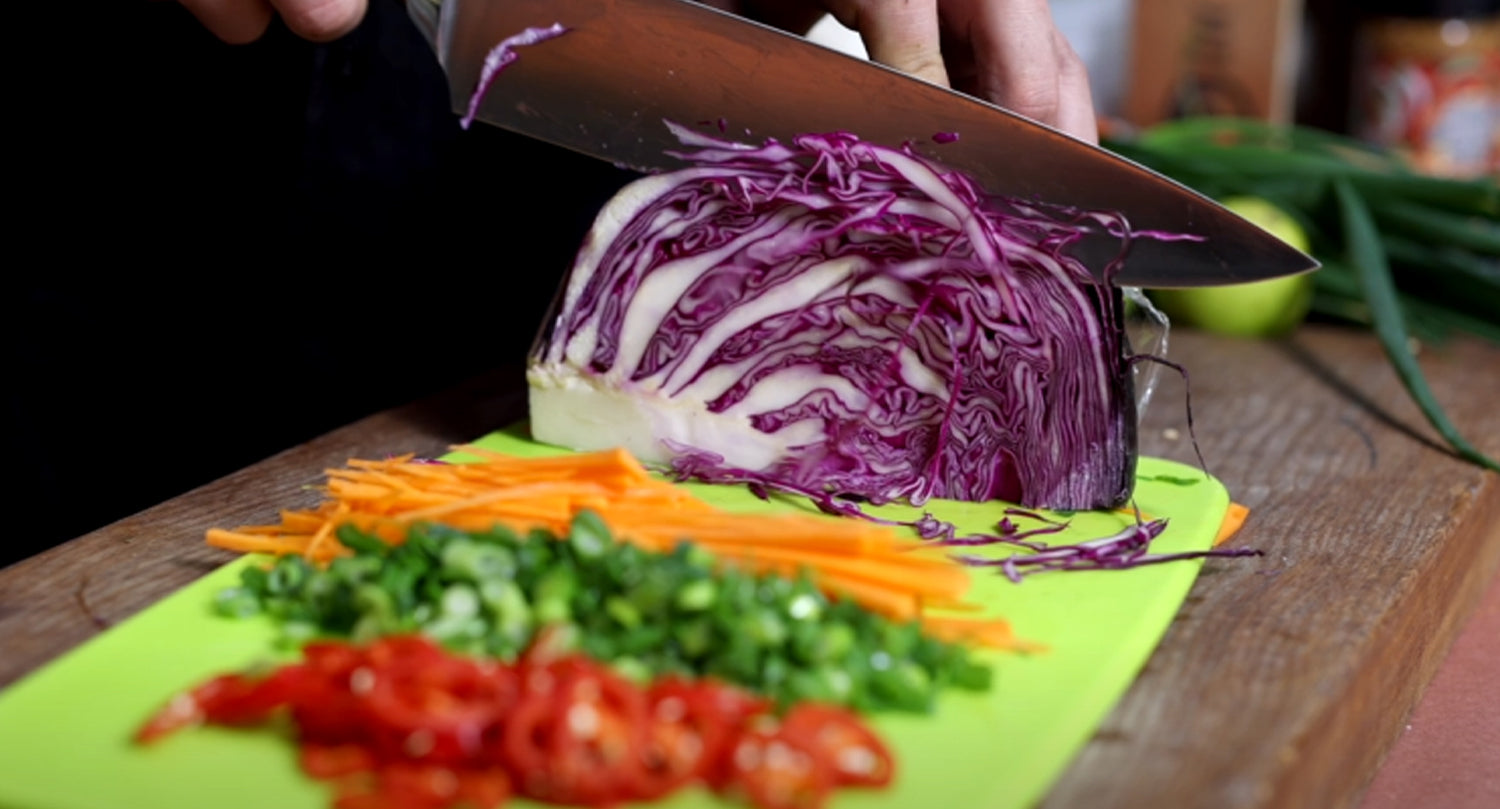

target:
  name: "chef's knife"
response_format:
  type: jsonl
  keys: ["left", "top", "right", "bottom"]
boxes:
{"left": 408, "top": 0, "right": 1319, "bottom": 288}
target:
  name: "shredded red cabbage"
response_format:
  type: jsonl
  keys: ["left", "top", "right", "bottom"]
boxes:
{"left": 460, "top": 23, "right": 569, "bottom": 130}
{"left": 952, "top": 516, "right": 1262, "bottom": 582}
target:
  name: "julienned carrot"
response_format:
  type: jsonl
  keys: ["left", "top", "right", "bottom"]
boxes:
{"left": 1214, "top": 502, "right": 1250, "bottom": 547}
{"left": 303, "top": 504, "right": 349, "bottom": 561}
{"left": 204, "top": 531, "right": 315, "bottom": 556}
{"left": 685, "top": 544, "right": 968, "bottom": 595}
{"left": 205, "top": 445, "right": 1026, "bottom": 649}
{"left": 921, "top": 615, "right": 1047, "bottom": 653}
{"left": 796, "top": 571, "right": 920, "bottom": 623}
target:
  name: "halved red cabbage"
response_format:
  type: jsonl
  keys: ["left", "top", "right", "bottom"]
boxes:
{"left": 528, "top": 125, "right": 1140, "bottom": 512}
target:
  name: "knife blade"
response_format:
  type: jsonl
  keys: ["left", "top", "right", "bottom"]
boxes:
{"left": 409, "top": 0, "right": 1319, "bottom": 288}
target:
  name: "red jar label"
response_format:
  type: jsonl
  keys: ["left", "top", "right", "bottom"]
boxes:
{"left": 1352, "top": 17, "right": 1500, "bottom": 179}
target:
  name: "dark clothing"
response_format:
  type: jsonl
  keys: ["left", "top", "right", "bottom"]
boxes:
{"left": 7, "top": 2, "right": 635, "bottom": 567}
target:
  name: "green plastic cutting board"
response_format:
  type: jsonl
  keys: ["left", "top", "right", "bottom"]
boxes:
{"left": 0, "top": 427, "right": 1230, "bottom": 809}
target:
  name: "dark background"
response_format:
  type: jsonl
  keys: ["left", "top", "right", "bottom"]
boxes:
{"left": 6, "top": 2, "right": 637, "bottom": 568}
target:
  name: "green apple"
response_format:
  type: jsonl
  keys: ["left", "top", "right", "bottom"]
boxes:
{"left": 1148, "top": 196, "right": 1315, "bottom": 338}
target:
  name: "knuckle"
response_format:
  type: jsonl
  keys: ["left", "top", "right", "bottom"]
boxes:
{"left": 1004, "top": 75, "right": 1061, "bottom": 122}
{"left": 1052, "top": 35, "right": 1090, "bottom": 80}
{"left": 904, "top": 52, "right": 949, "bottom": 83}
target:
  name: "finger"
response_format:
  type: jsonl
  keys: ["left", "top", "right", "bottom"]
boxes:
{"left": 968, "top": 0, "right": 1065, "bottom": 126}
{"left": 269, "top": 0, "right": 368, "bottom": 43}
{"left": 1050, "top": 28, "right": 1098, "bottom": 143}
{"left": 178, "top": 0, "right": 276, "bottom": 45}
{"left": 833, "top": 0, "right": 949, "bottom": 88}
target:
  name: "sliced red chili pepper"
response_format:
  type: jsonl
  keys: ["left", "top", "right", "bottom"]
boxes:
{"left": 135, "top": 668, "right": 298, "bottom": 744}
{"left": 723, "top": 719, "right": 836, "bottom": 809}
{"left": 451, "top": 766, "right": 511, "bottom": 809}
{"left": 290, "top": 669, "right": 374, "bottom": 747}
{"left": 634, "top": 678, "right": 719, "bottom": 799}
{"left": 138, "top": 635, "right": 896, "bottom": 809}
{"left": 552, "top": 670, "right": 644, "bottom": 806}
{"left": 779, "top": 703, "right": 895, "bottom": 788}
{"left": 363, "top": 655, "right": 517, "bottom": 765}
{"left": 505, "top": 657, "right": 648, "bottom": 807}
{"left": 500, "top": 686, "right": 556, "bottom": 779}
{"left": 134, "top": 690, "right": 205, "bottom": 745}
{"left": 362, "top": 636, "right": 453, "bottom": 670}
{"left": 693, "top": 677, "right": 774, "bottom": 728}
{"left": 376, "top": 762, "right": 468, "bottom": 809}
{"left": 300, "top": 742, "right": 378, "bottom": 780}
{"left": 333, "top": 762, "right": 460, "bottom": 809}
{"left": 202, "top": 667, "right": 305, "bottom": 724}
{"left": 332, "top": 788, "right": 400, "bottom": 809}
{"left": 302, "top": 641, "right": 369, "bottom": 679}
{"left": 693, "top": 682, "right": 775, "bottom": 793}
{"left": 501, "top": 655, "right": 582, "bottom": 777}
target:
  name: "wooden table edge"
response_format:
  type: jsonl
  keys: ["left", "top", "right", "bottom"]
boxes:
{"left": 1279, "top": 477, "right": 1500, "bottom": 809}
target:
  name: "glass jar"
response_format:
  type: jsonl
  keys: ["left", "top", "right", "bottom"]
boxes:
{"left": 1351, "top": 0, "right": 1500, "bottom": 178}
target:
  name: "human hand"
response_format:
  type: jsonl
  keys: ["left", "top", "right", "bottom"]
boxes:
{"left": 178, "top": 0, "right": 368, "bottom": 44}
{"left": 708, "top": 0, "right": 1098, "bottom": 143}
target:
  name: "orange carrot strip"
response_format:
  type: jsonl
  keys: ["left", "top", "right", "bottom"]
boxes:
{"left": 698, "top": 546, "right": 968, "bottom": 599}
{"left": 279, "top": 511, "right": 331, "bottom": 532}
{"left": 594, "top": 514, "right": 885, "bottom": 557}
{"left": 814, "top": 574, "right": 921, "bottom": 622}
{"left": 232, "top": 524, "right": 295, "bottom": 536}
{"left": 303, "top": 504, "right": 349, "bottom": 561}
{"left": 921, "top": 616, "right": 1046, "bottom": 652}
{"left": 1214, "top": 502, "right": 1250, "bottom": 547}
{"left": 206, "top": 529, "right": 318, "bottom": 556}
{"left": 323, "top": 480, "right": 405, "bottom": 501}
{"left": 919, "top": 597, "right": 987, "bottom": 613}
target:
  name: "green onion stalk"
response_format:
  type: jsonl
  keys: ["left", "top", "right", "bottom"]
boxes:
{"left": 1104, "top": 117, "right": 1499, "bottom": 472}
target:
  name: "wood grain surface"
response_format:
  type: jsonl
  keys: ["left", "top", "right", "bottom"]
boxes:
{"left": 1043, "top": 326, "right": 1500, "bottom": 809}
{"left": 2, "top": 325, "right": 1497, "bottom": 809}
